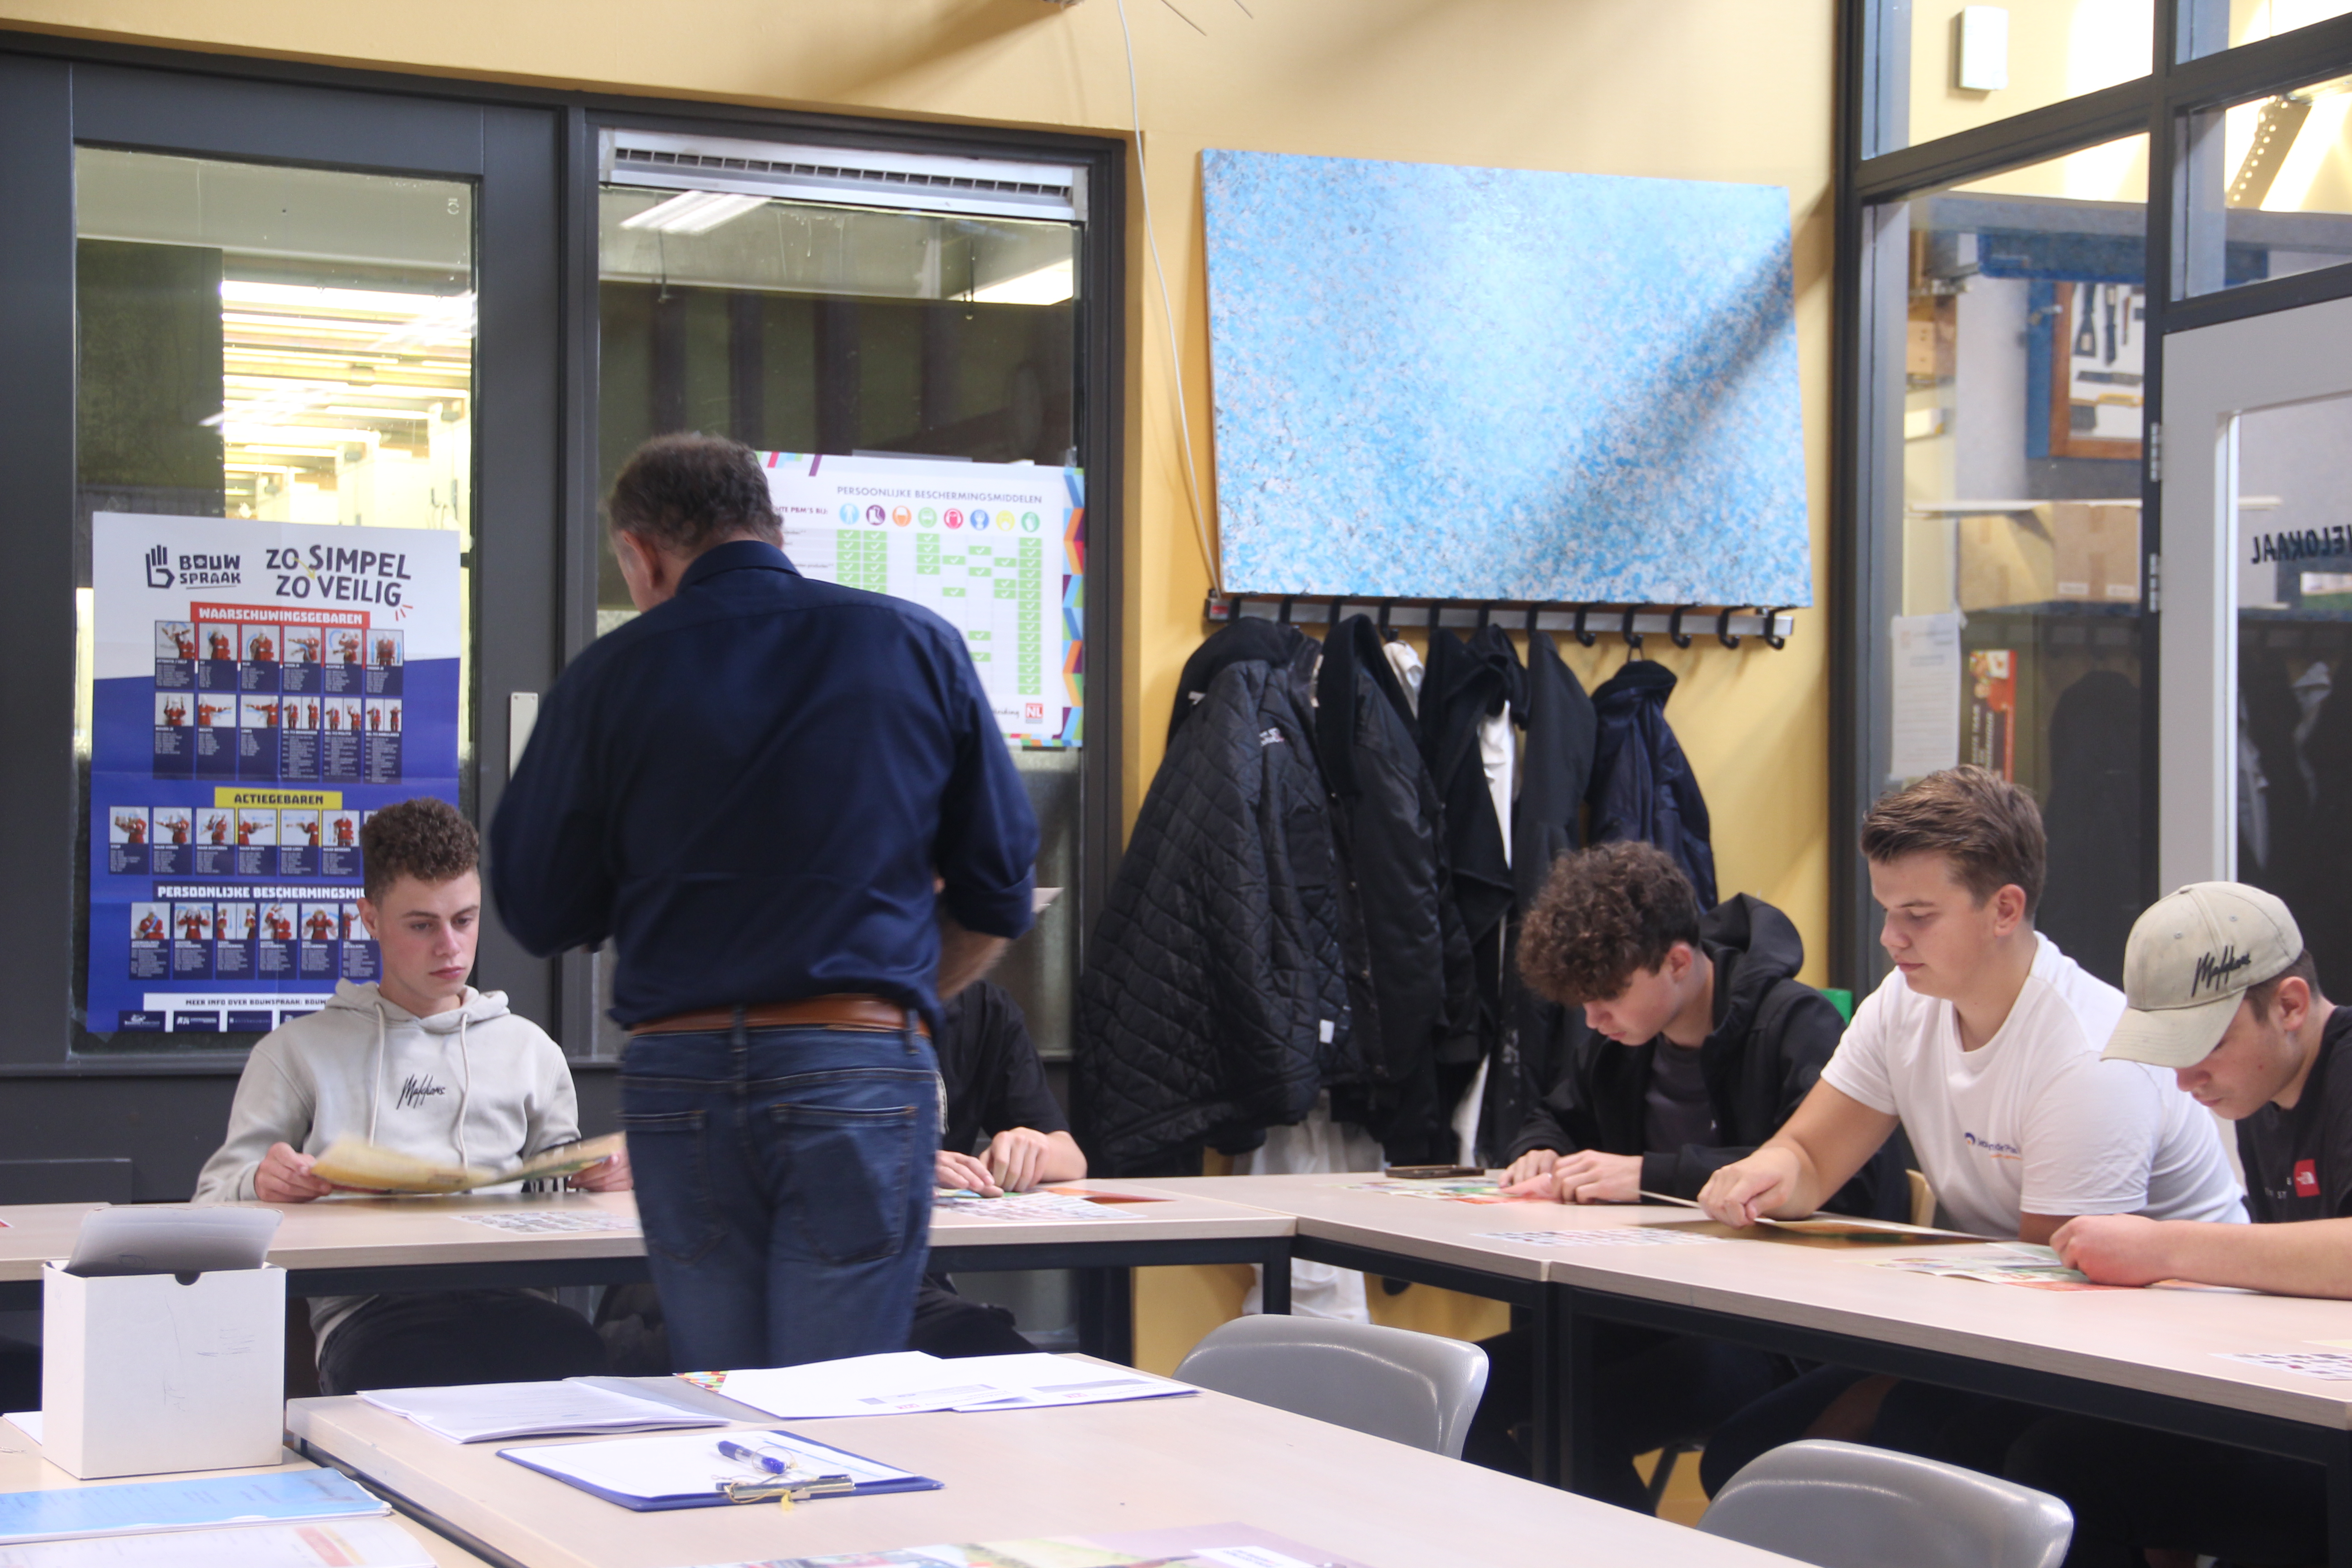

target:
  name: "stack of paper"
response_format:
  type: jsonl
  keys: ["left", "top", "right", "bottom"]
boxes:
{"left": 500, "top": 1427, "right": 938, "bottom": 1512}
{"left": 697, "top": 1352, "right": 1193, "bottom": 1419}
{"left": 0, "top": 1518, "right": 434, "bottom": 1567}
{"left": 308, "top": 1132, "right": 625, "bottom": 1194}
{"left": 0, "top": 1470, "right": 387, "bottom": 1548}
{"left": 361, "top": 1380, "right": 726, "bottom": 1443}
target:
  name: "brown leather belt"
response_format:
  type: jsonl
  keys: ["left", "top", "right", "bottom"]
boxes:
{"left": 629, "top": 994, "right": 929, "bottom": 1038}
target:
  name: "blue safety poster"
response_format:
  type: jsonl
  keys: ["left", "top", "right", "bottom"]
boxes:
{"left": 87, "top": 513, "right": 461, "bottom": 1037}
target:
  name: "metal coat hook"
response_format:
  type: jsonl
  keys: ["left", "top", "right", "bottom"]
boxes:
{"left": 1476, "top": 602, "right": 1494, "bottom": 629}
{"left": 1759, "top": 608, "right": 1788, "bottom": 650}
{"left": 1377, "top": 599, "right": 1395, "bottom": 631}
{"left": 1619, "top": 604, "right": 1644, "bottom": 652}
{"left": 1668, "top": 605, "right": 1693, "bottom": 650}
{"left": 1524, "top": 604, "right": 1542, "bottom": 642}
{"left": 1573, "top": 604, "right": 1597, "bottom": 647}
{"left": 1277, "top": 595, "right": 1296, "bottom": 625}
{"left": 1427, "top": 602, "right": 1442, "bottom": 633}
{"left": 1330, "top": 597, "right": 1347, "bottom": 628}
{"left": 1715, "top": 606, "right": 1742, "bottom": 650}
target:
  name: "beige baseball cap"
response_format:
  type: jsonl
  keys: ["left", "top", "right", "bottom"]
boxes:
{"left": 2103, "top": 882, "right": 2303, "bottom": 1069}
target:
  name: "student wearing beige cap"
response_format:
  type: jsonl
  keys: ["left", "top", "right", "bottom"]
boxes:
{"left": 2004, "top": 881, "right": 2342, "bottom": 1568}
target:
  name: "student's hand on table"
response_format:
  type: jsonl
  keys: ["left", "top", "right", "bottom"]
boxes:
{"left": 1498, "top": 1149, "right": 1560, "bottom": 1190}
{"left": 1698, "top": 1149, "right": 1798, "bottom": 1228}
{"left": 936, "top": 1148, "right": 1004, "bottom": 1198}
{"left": 984, "top": 1127, "right": 1057, "bottom": 1193}
{"left": 255, "top": 1141, "right": 333, "bottom": 1204}
{"left": 569, "top": 1145, "right": 632, "bottom": 1192}
{"left": 1542, "top": 1150, "right": 1642, "bottom": 1204}
{"left": 2051, "top": 1214, "right": 2174, "bottom": 1285}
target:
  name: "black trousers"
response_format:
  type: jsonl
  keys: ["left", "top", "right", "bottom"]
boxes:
{"left": 2004, "top": 1415, "right": 2328, "bottom": 1568}
{"left": 908, "top": 1278, "right": 1037, "bottom": 1358}
{"left": 316, "top": 1289, "right": 608, "bottom": 1396}
{"left": 1698, "top": 1364, "right": 2046, "bottom": 1495}
{"left": 1463, "top": 1322, "right": 1786, "bottom": 1511}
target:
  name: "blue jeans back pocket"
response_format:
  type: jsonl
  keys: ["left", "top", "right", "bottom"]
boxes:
{"left": 616, "top": 1107, "right": 725, "bottom": 1266}
{"left": 772, "top": 1100, "right": 921, "bottom": 1265}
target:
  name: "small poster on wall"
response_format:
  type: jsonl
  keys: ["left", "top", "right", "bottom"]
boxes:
{"left": 759, "top": 453, "right": 1083, "bottom": 748}
{"left": 88, "top": 514, "right": 461, "bottom": 1037}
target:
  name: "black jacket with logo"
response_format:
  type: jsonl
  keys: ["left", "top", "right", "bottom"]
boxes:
{"left": 1504, "top": 893, "right": 1903, "bottom": 1217}
{"left": 2242, "top": 1005, "right": 2352, "bottom": 1222}
{"left": 1073, "top": 625, "right": 1351, "bottom": 1173}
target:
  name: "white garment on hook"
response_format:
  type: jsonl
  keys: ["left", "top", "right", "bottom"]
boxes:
{"left": 1382, "top": 639, "right": 1426, "bottom": 719}
{"left": 1240, "top": 1093, "right": 1384, "bottom": 1321}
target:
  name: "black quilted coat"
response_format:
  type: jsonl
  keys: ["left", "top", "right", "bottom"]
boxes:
{"left": 1073, "top": 632, "right": 1352, "bottom": 1174}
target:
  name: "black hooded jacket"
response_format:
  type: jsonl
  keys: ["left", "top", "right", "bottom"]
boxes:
{"left": 1505, "top": 893, "right": 1902, "bottom": 1218}
{"left": 1073, "top": 623, "right": 1351, "bottom": 1172}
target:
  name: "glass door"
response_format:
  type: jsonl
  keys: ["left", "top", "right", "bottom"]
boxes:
{"left": 2160, "top": 294, "right": 2352, "bottom": 990}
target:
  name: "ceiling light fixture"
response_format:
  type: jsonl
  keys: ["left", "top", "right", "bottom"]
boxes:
{"left": 619, "top": 190, "right": 770, "bottom": 236}
{"left": 970, "top": 259, "right": 1077, "bottom": 305}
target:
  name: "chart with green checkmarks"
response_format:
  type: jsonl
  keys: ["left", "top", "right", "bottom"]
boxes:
{"left": 758, "top": 451, "right": 1080, "bottom": 748}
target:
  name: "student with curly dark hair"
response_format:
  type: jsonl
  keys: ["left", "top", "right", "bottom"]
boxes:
{"left": 1462, "top": 841, "right": 1891, "bottom": 1504}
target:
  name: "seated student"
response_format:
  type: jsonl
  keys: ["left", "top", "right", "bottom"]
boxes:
{"left": 916, "top": 979, "right": 1087, "bottom": 1357}
{"left": 1461, "top": 841, "right": 1902, "bottom": 1507}
{"left": 1695, "top": 766, "right": 2243, "bottom": 1490}
{"left": 194, "top": 798, "right": 629, "bottom": 1394}
{"left": 2002, "top": 883, "right": 2342, "bottom": 1568}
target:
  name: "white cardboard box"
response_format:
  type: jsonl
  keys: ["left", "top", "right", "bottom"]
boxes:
{"left": 40, "top": 1260, "right": 285, "bottom": 1478}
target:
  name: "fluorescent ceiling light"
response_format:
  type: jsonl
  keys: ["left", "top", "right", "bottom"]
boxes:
{"left": 970, "top": 259, "right": 1075, "bottom": 305}
{"left": 619, "top": 191, "right": 769, "bottom": 236}
{"left": 2267, "top": 82, "right": 2352, "bottom": 211}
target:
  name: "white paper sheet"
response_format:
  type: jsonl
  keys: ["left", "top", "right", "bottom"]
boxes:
{"left": 361, "top": 1380, "right": 725, "bottom": 1443}
{"left": 705, "top": 1353, "right": 986, "bottom": 1419}
{"left": 2, "top": 1414, "right": 39, "bottom": 1444}
{"left": 1889, "top": 613, "right": 1964, "bottom": 779}
{"left": 930, "top": 1354, "right": 1193, "bottom": 1411}
{"left": 499, "top": 1428, "right": 916, "bottom": 1506}
{"left": 0, "top": 1518, "right": 432, "bottom": 1568}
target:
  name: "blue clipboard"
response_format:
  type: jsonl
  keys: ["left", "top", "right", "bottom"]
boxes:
{"left": 497, "top": 1427, "right": 941, "bottom": 1512}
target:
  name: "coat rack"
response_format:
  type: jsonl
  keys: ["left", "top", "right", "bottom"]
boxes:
{"left": 1205, "top": 595, "right": 1794, "bottom": 650}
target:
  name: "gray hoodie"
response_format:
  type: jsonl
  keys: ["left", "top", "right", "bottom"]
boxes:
{"left": 193, "top": 979, "right": 580, "bottom": 1346}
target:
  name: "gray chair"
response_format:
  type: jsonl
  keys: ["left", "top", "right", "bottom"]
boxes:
{"left": 1171, "top": 1313, "right": 1490, "bottom": 1458}
{"left": 1696, "top": 1439, "right": 2073, "bottom": 1568}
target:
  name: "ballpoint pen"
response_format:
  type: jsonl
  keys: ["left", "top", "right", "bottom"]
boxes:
{"left": 717, "top": 1437, "right": 803, "bottom": 1478}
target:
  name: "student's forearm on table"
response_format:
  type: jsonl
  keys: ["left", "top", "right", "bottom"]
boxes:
{"left": 1040, "top": 1130, "right": 1087, "bottom": 1181}
{"left": 2163, "top": 1219, "right": 2352, "bottom": 1298}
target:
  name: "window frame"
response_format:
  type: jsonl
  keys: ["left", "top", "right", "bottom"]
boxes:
{"left": 1833, "top": 0, "right": 2352, "bottom": 989}
{"left": 0, "top": 32, "right": 1126, "bottom": 1075}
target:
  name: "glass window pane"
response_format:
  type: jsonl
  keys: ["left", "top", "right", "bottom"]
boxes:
{"left": 2183, "top": 0, "right": 2352, "bottom": 58}
{"left": 593, "top": 184, "right": 1085, "bottom": 1061}
{"left": 73, "top": 147, "right": 476, "bottom": 1053}
{"left": 2234, "top": 392, "right": 2352, "bottom": 992}
{"left": 2178, "top": 74, "right": 2352, "bottom": 297}
{"left": 1881, "top": 133, "right": 2148, "bottom": 985}
{"left": 1891, "top": 0, "right": 2151, "bottom": 155}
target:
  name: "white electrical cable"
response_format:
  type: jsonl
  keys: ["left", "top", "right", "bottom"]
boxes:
{"left": 1112, "top": 0, "right": 1222, "bottom": 596}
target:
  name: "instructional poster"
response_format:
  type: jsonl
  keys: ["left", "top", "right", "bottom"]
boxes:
{"left": 760, "top": 453, "right": 1083, "bottom": 747}
{"left": 87, "top": 514, "right": 461, "bottom": 1037}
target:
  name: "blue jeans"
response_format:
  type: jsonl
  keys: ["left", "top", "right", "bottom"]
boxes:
{"left": 620, "top": 1021, "right": 939, "bottom": 1372}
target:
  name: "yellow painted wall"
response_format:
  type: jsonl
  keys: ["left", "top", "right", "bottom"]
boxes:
{"left": 3, "top": 0, "right": 1840, "bottom": 1356}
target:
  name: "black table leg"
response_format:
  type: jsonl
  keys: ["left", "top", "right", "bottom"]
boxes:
{"left": 2329, "top": 1427, "right": 2352, "bottom": 1568}
{"left": 1074, "top": 1265, "right": 1135, "bottom": 1366}
{"left": 1260, "top": 1241, "right": 1292, "bottom": 1314}
{"left": 1548, "top": 1284, "right": 1603, "bottom": 1497}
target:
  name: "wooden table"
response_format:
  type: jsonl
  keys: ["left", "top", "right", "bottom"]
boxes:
{"left": 0, "top": 1413, "right": 489, "bottom": 1566}
{"left": 287, "top": 1371, "right": 1803, "bottom": 1568}
{"left": 1134, "top": 1173, "right": 2352, "bottom": 1568}
{"left": 0, "top": 1184, "right": 1297, "bottom": 1362}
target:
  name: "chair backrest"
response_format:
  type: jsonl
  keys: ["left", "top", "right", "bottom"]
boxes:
{"left": 1171, "top": 1313, "right": 1490, "bottom": 1458}
{"left": 1906, "top": 1168, "right": 1938, "bottom": 1230}
{"left": 1697, "top": 1440, "right": 2073, "bottom": 1568}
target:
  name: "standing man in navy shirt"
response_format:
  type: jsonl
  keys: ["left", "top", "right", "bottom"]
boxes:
{"left": 491, "top": 434, "right": 1038, "bottom": 1372}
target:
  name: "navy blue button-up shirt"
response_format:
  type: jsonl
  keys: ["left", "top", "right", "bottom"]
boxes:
{"left": 489, "top": 539, "right": 1038, "bottom": 1029}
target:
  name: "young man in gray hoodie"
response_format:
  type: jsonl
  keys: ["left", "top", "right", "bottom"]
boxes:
{"left": 195, "top": 797, "right": 629, "bottom": 1393}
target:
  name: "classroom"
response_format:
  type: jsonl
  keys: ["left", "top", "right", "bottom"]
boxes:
{"left": 0, "top": 1, "right": 2349, "bottom": 1564}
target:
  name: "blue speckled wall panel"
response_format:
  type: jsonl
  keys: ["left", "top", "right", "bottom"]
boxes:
{"left": 1202, "top": 149, "right": 1813, "bottom": 606}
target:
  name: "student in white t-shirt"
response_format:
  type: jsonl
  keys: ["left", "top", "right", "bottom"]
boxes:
{"left": 1690, "top": 766, "right": 2242, "bottom": 1494}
